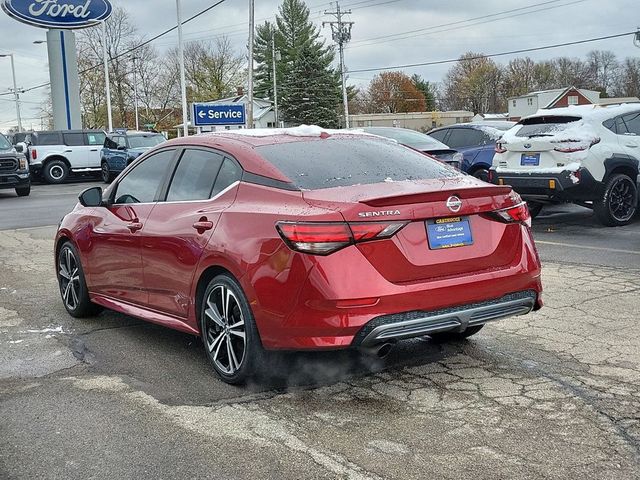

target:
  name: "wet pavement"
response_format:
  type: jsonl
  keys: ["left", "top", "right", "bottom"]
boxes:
{"left": 1, "top": 185, "right": 639, "bottom": 479}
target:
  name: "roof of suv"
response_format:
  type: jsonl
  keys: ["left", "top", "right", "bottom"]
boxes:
{"left": 525, "top": 104, "right": 640, "bottom": 122}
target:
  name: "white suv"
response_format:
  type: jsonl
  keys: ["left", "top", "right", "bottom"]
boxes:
{"left": 490, "top": 104, "right": 640, "bottom": 226}
{"left": 22, "top": 130, "right": 107, "bottom": 184}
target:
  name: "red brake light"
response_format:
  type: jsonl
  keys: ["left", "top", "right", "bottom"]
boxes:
{"left": 492, "top": 202, "right": 531, "bottom": 228}
{"left": 495, "top": 141, "right": 507, "bottom": 154}
{"left": 31, "top": 149, "right": 37, "bottom": 160}
{"left": 276, "top": 221, "right": 407, "bottom": 255}
{"left": 552, "top": 138, "right": 600, "bottom": 153}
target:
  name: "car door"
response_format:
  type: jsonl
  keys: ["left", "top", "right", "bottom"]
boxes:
{"left": 141, "top": 148, "right": 243, "bottom": 319}
{"left": 62, "top": 132, "right": 88, "bottom": 169}
{"left": 85, "top": 131, "right": 106, "bottom": 167}
{"left": 618, "top": 112, "right": 640, "bottom": 156}
{"left": 86, "top": 149, "right": 178, "bottom": 305}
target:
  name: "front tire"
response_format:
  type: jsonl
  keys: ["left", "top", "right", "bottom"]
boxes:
{"left": 57, "top": 242, "right": 101, "bottom": 317}
{"left": 429, "top": 325, "right": 484, "bottom": 342}
{"left": 44, "top": 160, "right": 69, "bottom": 184}
{"left": 101, "top": 162, "right": 114, "bottom": 183}
{"left": 15, "top": 185, "right": 31, "bottom": 197}
{"left": 594, "top": 174, "right": 638, "bottom": 226}
{"left": 200, "top": 274, "right": 265, "bottom": 384}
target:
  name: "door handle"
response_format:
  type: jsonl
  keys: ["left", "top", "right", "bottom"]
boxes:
{"left": 193, "top": 218, "right": 214, "bottom": 232}
{"left": 90, "top": 149, "right": 99, "bottom": 152}
{"left": 625, "top": 143, "right": 638, "bottom": 148}
{"left": 127, "top": 222, "right": 143, "bottom": 233}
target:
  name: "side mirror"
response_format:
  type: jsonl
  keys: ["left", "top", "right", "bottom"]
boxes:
{"left": 15, "top": 142, "right": 27, "bottom": 153}
{"left": 78, "top": 186, "right": 104, "bottom": 208}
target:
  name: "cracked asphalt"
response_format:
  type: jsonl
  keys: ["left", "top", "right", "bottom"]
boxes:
{"left": 1, "top": 184, "right": 639, "bottom": 479}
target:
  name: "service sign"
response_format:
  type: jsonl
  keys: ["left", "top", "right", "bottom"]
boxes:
{"left": 193, "top": 103, "right": 247, "bottom": 127}
{"left": 2, "top": 0, "right": 113, "bottom": 29}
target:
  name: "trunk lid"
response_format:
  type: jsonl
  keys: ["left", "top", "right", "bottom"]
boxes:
{"left": 303, "top": 177, "right": 522, "bottom": 283}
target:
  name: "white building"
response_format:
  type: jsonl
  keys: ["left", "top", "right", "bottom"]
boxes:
{"left": 507, "top": 87, "right": 601, "bottom": 121}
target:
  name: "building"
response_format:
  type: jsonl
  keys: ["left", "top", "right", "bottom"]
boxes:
{"left": 174, "top": 93, "right": 276, "bottom": 137}
{"left": 348, "top": 111, "right": 474, "bottom": 132}
{"left": 507, "top": 87, "right": 601, "bottom": 121}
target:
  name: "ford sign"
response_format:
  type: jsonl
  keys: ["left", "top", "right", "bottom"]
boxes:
{"left": 2, "top": 0, "right": 113, "bottom": 29}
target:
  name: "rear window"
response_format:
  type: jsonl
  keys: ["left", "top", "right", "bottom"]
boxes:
{"left": 255, "top": 137, "right": 457, "bottom": 190}
{"left": 516, "top": 116, "right": 581, "bottom": 137}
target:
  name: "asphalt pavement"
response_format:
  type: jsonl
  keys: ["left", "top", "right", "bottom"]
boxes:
{"left": 1, "top": 182, "right": 639, "bottom": 479}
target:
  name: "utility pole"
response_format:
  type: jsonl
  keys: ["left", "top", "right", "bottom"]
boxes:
{"left": 271, "top": 30, "right": 280, "bottom": 127}
{"left": 176, "top": 0, "right": 189, "bottom": 137}
{"left": 101, "top": 21, "right": 113, "bottom": 132}
{"left": 324, "top": 2, "right": 353, "bottom": 129}
{"left": 132, "top": 56, "right": 140, "bottom": 131}
{"left": 247, "top": 0, "right": 255, "bottom": 129}
{"left": 0, "top": 54, "right": 22, "bottom": 132}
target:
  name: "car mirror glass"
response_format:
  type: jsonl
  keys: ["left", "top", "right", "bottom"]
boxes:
{"left": 78, "top": 187, "right": 103, "bottom": 207}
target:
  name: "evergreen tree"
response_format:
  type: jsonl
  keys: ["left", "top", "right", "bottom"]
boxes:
{"left": 411, "top": 74, "right": 436, "bottom": 111}
{"left": 254, "top": 0, "right": 341, "bottom": 127}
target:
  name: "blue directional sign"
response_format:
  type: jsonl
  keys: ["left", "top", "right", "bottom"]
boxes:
{"left": 192, "top": 103, "right": 246, "bottom": 127}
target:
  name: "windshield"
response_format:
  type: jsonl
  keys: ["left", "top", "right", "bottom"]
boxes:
{"left": 0, "top": 133, "right": 12, "bottom": 150}
{"left": 516, "top": 116, "right": 582, "bottom": 137}
{"left": 363, "top": 128, "right": 449, "bottom": 150}
{"left": 256, "top": 137, "right": 458, "bottom": 190}
{"left": 128, "top": 134, "right": 165, "bottom": 149}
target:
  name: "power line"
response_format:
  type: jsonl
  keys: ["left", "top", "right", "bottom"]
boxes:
{"left": 348, "top": 0, "right": 583, "bottom": 48}
{"left": 350, "top": 31, "right": 637, "bottom": 73}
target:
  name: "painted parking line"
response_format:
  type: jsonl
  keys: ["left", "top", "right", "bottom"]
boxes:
{"left": 536, "top": 240, "right": 640, "bottom": 256}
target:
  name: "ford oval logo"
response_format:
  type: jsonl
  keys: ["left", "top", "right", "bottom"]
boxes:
{"left": 2, "top": 0, "right": 113, "bottom": 29}
{"left": 446, "top": 196, "right": 462, "bottom": 213}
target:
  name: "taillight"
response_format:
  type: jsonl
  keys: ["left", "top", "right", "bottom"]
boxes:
{"left": 276, "top": 221, "right": 407, "bottom": 255}
{"left": 31, "top": 149, "right": 37, "bottom": 160}
{"left": 495, "top": 141, "right": 507, "bottom": 154}
{"left": 552, "top": 138, "right": 600, "bottom": 153}
{"left": 491, "top": 202, "right": 531, "bottom": 228}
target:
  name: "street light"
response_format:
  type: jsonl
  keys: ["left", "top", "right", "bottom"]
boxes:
{"left": 634, "top": 28, "right": 640, "bottom": 48}
{"left": 101, "top": 21, "right": 113, "bottom": 132}
{"left": 271, "top": 30, "right": 281, "bottom": 127}
{"left": 0, "top": 53, "right": 22, "bottom": 133}
{"left": 131, "top": 56, "right": 140, "bottom": 131}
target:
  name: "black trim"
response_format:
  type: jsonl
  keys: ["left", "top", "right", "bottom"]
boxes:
{"left": 242, "top": 171, "right": 300, "bottom": 191}
{"left": 603, "top": 155, "right": 639, "bottom": 181}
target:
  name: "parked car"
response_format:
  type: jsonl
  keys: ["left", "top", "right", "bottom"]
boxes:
{"left": 56, "top": 127, "right": 543, "bottom": 384}
{"left": 0, "top": 132, "right": 30, "bottom": 197}
{"left": 489, "top": 104, "right": 640, "bottom": 225}
{"left": 359, "top": 127, "right": 464, "bottom": 170}
{"left": 101, "top": 131, "right": 167, "bottom": 183}
{"left": 19, "top": 130, "right": 107, "bottom": 184}
{"left": 429, "top": 122, "right": 516, "bottom": 180}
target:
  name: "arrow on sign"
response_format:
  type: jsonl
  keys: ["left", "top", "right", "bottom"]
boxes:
{"left": 198, "top": 111, "right": 206, "bottom": 119}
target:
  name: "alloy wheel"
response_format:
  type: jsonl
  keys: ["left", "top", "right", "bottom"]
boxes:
{"left": 609, "top": 176, "right": 636, "bottom": 222}
{"left": 203, "top": 284, "right": 247, "bottom": 375}
{"left": 50, "top": 165, "right": 65, "bottom": 181}
{"left": 59, "top": 247, "right": 81, "bottom": 310}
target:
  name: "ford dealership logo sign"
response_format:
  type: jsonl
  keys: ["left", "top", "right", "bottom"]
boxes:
{"left": 2, "top": 0, "right": 112, "bottom": 29}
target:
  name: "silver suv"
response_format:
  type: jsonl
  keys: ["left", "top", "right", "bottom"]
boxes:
{"left": 21, "top": 130, "right": 107, "bottom": 184}
{"left": 490, "top": 104, "right": 640, "bottom": 226}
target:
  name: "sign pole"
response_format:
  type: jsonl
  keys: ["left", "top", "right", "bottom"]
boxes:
{"left": 101, "top": 21, "right": 113, "bottom": 132}
{"left": 247, "top": 0, "right": 255, "bottom": 129}
{"left": 176, "top": 0, "right": 189, "bottom": 137}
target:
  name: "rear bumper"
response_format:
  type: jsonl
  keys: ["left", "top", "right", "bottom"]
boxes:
{"left": 490, "top": 168, "right": 601, "bottom": 202}
{"left": 353, "top": 290, "right": 537, "bottom": 347}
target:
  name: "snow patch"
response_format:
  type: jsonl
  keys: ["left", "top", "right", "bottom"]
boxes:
{"left": 25, "top": 326, "right": 64, "bottom": 334}
{"left": 496, "top": 162, "right": 582, "bottom": 174}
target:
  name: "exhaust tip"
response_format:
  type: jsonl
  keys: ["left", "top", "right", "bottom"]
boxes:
{"left": 360, "top": 342, "right": 395, "bottom": 359}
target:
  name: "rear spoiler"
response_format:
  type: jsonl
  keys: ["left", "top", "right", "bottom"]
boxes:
{"left": 359, "top": 185, "right": 512, "bottom": 207}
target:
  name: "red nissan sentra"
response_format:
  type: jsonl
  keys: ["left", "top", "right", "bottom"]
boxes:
{"left": 55, "top": 127, "right": 543, "bottom": 384}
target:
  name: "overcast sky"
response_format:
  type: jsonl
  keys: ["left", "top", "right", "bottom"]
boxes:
{"left": 0, "top": 0, "right": 638, "bottom": 131}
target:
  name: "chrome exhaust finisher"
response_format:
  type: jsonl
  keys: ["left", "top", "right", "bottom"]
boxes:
{"left": 354, "top": 291, "right": 537, "bottom": 348}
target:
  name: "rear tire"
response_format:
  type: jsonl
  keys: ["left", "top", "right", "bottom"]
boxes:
{"left": 200, "top": 274, "right": 265, "bottom": 384}
{"left": 43, "top": 160, "right": 69, "bottom": 184}
{"left": 429, "top": 325, "right": 484, "bottom": 342}
{"left": 527, "top": 201, "right": 544, "bottom": 219}
{"left": 594, "top": 174, "right": 637, "bottom": 226}
{"left": 56, "top": 242, "right": 102, "bottom": 318}
{"left": 15, "top": 186, "right": 30, "bottom": 197}
{"left": 472, "top": 168, "right": 490, "bottom": 182}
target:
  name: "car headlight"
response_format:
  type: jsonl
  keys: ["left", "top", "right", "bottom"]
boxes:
{"left": 19, "top": 157, "right": 28, "bottom": 170}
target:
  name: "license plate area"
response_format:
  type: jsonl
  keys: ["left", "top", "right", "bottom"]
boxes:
{"left": 426, "top": 217, "right": 473, "bottom": 250}
{"left": 521, "top": 153, "right": 540, "bottom": 166}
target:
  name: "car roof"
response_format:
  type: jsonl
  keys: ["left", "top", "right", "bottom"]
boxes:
{"left": 524, "top": 104, "right": 640, "bottom": 122}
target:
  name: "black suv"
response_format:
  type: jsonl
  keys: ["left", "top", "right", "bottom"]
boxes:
{"left": 0, "top": 132, "right": 30, "bottom": 197}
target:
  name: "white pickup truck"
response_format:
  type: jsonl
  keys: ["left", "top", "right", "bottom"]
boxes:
{"left": 21, "top": 130, "right": 107, "bottom": 184}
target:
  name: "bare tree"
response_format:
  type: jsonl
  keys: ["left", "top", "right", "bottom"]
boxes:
{"left": 586, "top": 50, "right": 619, "bottom": 96}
